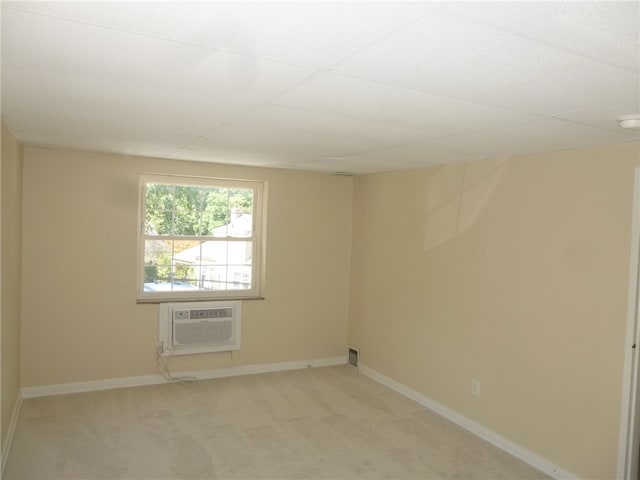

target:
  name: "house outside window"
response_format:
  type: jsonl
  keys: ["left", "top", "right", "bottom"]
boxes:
{"left": 138, "top": 174, "right": 265, "bottom": 302}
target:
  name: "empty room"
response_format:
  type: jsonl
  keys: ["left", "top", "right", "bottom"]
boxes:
{"left": 1, "top": 1, "right": 640, "bottom": 479}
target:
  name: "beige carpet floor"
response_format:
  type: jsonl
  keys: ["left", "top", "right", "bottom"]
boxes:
{"left": 5, "top": 365, "right": 549, "bottom": 479}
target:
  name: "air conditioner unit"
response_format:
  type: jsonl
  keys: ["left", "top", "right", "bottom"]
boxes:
{"left": 159, "top": 301, "right": 241, "bottom": 356}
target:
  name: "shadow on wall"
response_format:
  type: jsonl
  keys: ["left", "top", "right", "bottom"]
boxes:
{"left": 424, "top": 158, "right": 507, "bottom": 252}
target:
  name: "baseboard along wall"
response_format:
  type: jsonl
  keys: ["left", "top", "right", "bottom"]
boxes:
{"left": 15, "top": 356, "right": 581, "bottom": 480}
{"left": 1, "top": 394, "right": 23, "bottom": 477}
{"left": 357, "top": 363, "right": 581, "bottom": 480}
{"left": 20, "top": 356, "right": 347, "bottom": 398}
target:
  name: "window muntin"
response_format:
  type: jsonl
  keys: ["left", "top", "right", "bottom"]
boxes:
{"left": 138, "top": 175, "right": 264, "bottom": 302}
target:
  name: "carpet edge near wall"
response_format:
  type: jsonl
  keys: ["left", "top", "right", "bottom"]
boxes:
{"left": 358, "top": 363, "right": 580, "bottom": 480}
{"left": 20, "top": 356, "right": 348, "bottom": 399}
{"left": 1, "top": 394, "right": 23, "bottom": 476}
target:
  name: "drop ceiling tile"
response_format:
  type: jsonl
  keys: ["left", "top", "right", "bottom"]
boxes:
{"left": 354, "top": 135, "right": 506, "bottom": 165}
{"left": 286, "top": 156, "right": 426, "bottom": 175}
{"left": 2, "top": 64, "right": 258, "bottom": 137}
{"left": 2, "top": 8, "right": 314, "bottom": 101}
{"left": 334, "top": 11, "right": 582, "bottom": 101}
{"left": 397, "top": 97, "right": 541, "bottom": 134}
{"left": 237, "top": 105, "right": 442, "bottom": 145}
{"left": 470, "top": 118, "right": 636, "bottom": 156}
{"left": 276, "top": 71, "right": 546, "bottom": 135}
{"left": 277, "top": 72, "right": 539, "bottom": 135}
{"left": 171, "top": 145, "right": 292, "bottom": 169}
{"left": 445, "top": 2, "right": 640, "bottom": 72}
{"left": 11, "top": 119, "right": 198, "bottom": 159}
{"left": 197, "top": 121, "right": 394, "bottom": 161}
{"left": 275, "top": 72, "right": 444, "bottom": 123}
{"left": 554, "top": 106, "right": 640, "bottom": 138}
{"left": 477, "top": 57, "right": 640, "bottom": 116}
{"left": 4, "top": 1, "right": 433, "bottom": 68}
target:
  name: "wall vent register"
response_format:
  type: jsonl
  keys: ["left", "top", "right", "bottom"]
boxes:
{"left": 348, "top": 346, "right": 359, "bottom": 368}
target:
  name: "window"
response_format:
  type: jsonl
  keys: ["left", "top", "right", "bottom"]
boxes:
{"left": 138, "top": 174, "right": 265, "bottom": 302}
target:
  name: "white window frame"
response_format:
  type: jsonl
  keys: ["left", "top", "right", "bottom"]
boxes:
{"left": 137, "top": 174, "right": 265, "bottom": 303}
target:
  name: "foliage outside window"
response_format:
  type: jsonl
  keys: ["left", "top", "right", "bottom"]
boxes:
{"left": 138, "top": 175, "right": 264, "bottom": 302}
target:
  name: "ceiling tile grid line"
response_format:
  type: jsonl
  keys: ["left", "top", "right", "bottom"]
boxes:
{"left": 1, "top": 2, "right": 437, "bottom": 70}
{"left": 1, "top": 1, "right": 638, "bottom": 174}
{"left": 442, "top": 2, "right": 640, "bottom": 75}
{"left": 272, "top": 70, "right": 550, "bottom": 130}
{"left": 163, "top": 4, "right": 447, "bottom": 157}
{"left": 0, "top": 7, "right": 320, "bottom": 100}
{"left": 167, "top": 67, "right": 364, "bottom": 158}
{"left": 316, "top": 63, "right": 638, "bottom": 123}
{"left": 309, "top": 4, "right": 443, "bottom": 73}
{"left": 443, "top": 1, "right": 640, "bottom": 74}
{"left": 165, "top": 6, "right": 461, "bottom": 162}
{"left": 1, "top": 63, "right": 262, "bottom": 141}
{"left": 1, "top": 3, "right": 359, "bottom": 72}
{"left": 1, "top": 0, "right": 449, "bottom": 158}
{"left": 330, "top": 10, "right": 638, "bottom": 109}
{"left": 0, "top": 62, "right": 241, "bottom": 104}
{"left": 3, "top": 4, "right": 449, "bottom": 158}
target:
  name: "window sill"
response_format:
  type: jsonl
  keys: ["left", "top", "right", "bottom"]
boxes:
{"left": 136, "top": 295, "right": 265, "bottom": 304}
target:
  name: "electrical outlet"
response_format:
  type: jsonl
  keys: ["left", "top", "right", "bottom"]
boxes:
{"left": 471, "top": 379, "right": 480, "bottom": 397}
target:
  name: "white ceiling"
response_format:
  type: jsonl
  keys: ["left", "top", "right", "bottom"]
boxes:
{"left": 1, "top": 1, "right": 639, "bottom": 175}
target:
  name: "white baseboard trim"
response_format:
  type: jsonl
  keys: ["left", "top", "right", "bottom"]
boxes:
{"left": 176, "top": 356, "right": 346, "bottom": 381}
{"left": 358, "top": 363, "right": 581, "bottom": 480}
{"left": 1, "top": 393, "right": 23, "bottom": 476}
{"left": 21, "top": 356, "right": 347, "bottom": 399}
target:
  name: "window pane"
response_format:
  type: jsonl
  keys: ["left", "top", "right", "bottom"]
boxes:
{"left": 145, "top": 184, "right": 175, "bottom": 235}
{"left": 229, "top": 188, "right": 253, "bottom": 214}
{"left": 231, "top": 265, "right": 252, "bottom": 290}
{"left": 173, "top": 262, "right": 198, "bottom": 287}
{"left": 203, "top": 186, "right": 230, "bottom": 229}
{"left": 144, "top": 239, "right": 172, "bottom": 289}
{"left": 145, "top": 210, "right": 173, "bottom": 235}
{"left": 229, "top": 188, "right": 253, "bottom": 237}
{"left": 188, "top": 241, "right": 253, "bottom": 290}
{"left": 145, "top": 184, "right": 174, "bottom": 211}
{"left": 227, "top": 212, "right": 252, "bottom": 237}
{"left": 197, "top": 212, "right": 215, "bottom": 236}
{"left": 174, "top": 185, "right": 202, "bottom": 210}
{"left": 194, "top": 262, "right": 216, "bottom": 290}
{"left": 208, "top": 265, "right": 228, "bottom": 291}
{"left": 210, "top": 213, "right": 228, "bottom": 237}
{"left": 173, "top": 239, "right": 204, "bottom": 265}
{"left": 144, "top": 239, "right": 172, "bottom": 265}
{"left": 227, "top": 240, "right": 253, "bottom": 263}
{"left": 173, "top": 213, "right": 200, "bottom": 236}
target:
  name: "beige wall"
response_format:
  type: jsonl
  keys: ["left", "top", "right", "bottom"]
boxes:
{"left": 1, "top": 122, "right": 23, "bottom": 450}
{"left": 349, "top": 142, "right": 640, "bottom": 479}
{"left": 20, "top": 147, "right": 352, "bottom": 386}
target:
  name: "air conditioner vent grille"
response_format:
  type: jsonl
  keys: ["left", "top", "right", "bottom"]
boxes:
{"left": 159, "top": 301, "right": 241, "bottom": 356}
{"left": 174, "top": 319, "right": 233, "bottom": 345}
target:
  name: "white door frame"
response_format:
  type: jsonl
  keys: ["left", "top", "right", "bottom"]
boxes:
{"left": 618, "top": 167, "right": 640, "bottom": 479}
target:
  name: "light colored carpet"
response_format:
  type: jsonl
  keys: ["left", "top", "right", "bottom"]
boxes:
{"left": 5, "top": 365, "right": 549, "bottom": 479}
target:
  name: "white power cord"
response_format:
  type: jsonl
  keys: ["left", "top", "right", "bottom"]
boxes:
{"left": 156, "top": 343, "right": 198, "bottom": 387}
